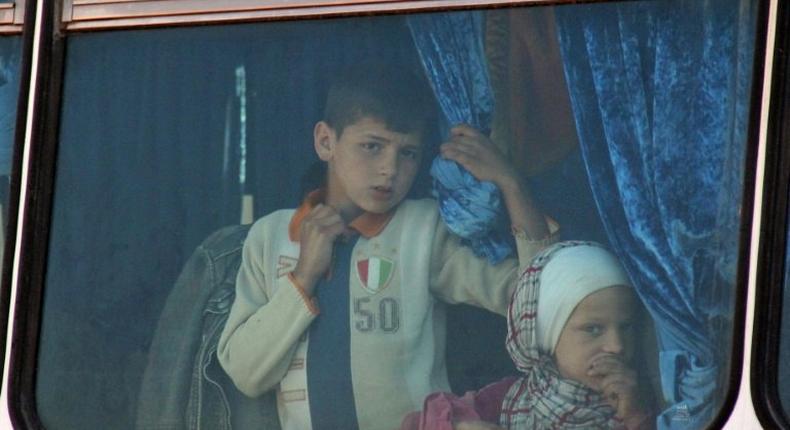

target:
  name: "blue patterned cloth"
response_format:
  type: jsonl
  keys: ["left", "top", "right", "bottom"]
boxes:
{"left": 408, "top": 11, "right": 513, "bottom": 264}
{"left": 556, "top": 0, "right": 757, "bottom": 428}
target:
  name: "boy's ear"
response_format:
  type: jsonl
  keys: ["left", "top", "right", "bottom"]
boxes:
{"left": 314, "top": 121, "right": 336, "bottom": 161}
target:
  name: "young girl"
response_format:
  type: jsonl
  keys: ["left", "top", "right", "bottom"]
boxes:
{"left": 401, "top": 241, "right": 655, "bottom": 430}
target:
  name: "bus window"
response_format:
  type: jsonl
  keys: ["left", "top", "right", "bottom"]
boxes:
{"left": 0, "top": 0, "right": 25, "bottom": 385}
{"left": 6, "top": 1, "right": 765, "bottom": 429}
{"left": 0, "top": 34, "right": 18, "bottom": 267}
{"left": 755, "top": 2, "right": 790, "bottom": 425}
{"left": 781, "top": 203, "right": 790, "bottom": 415}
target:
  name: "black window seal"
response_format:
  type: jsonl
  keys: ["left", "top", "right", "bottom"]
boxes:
{"left": 0, "top": 0, "right": 32, "bottom": 401}
{"left": 5, "top": 0, "right": 65, "bottom": 427}
{"left": 1, "top": 0, "right": 775, "bottom": 428}
{"left": 752, "top": 0, "right": 790, "bottom": 428}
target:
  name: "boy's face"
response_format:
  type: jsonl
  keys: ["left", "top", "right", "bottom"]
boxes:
{"left": 314, "top": 116, "right": 422, "bottom": 220}
{"left": 553, "top": 286, "right": 639, "bottom": 390}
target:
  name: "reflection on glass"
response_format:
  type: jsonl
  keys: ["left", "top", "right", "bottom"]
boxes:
{"left": 33, "top": 1, "right": 757, "bottom": 429}
{"left": 780, "top": 187, "right": 790, "bottom": 413}
{"left": 0, "top": 35, "right": 19, "bottom": 271}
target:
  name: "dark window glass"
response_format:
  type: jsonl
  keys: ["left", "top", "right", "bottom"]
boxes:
{"left": 0, "top": 35, "right": 19, "bottom": 268}
{"left": 781, "top": 204, "right": 790, "bottom": 412}
{"left": 22, "top": 2, "right": 759, "bottom": 429}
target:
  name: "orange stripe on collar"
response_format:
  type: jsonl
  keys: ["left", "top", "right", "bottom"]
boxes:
{"left": 288, "top": 189, "right": 324, "bottom": 241}
{"left": 288, "top": 189, "right": 394, "bottom": 241}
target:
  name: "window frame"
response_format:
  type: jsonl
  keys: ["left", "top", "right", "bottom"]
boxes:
{"left": 0, "top": 0, "right": 24, "bottom": 35}
{"left": 2, "top": 0, "right": 777, "bottom": 428}
{"left": 751, "top": 0, "right": 790, "bottom": 427}
{"left": 0, "top": 0, "right": 31, "bottom": 424}
{"left": 60, "top": 0, "right": 564, "bottom": 31}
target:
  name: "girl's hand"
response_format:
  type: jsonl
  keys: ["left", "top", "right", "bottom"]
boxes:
{"left": 440, "top": 124, "right": 518, "bottom": 189}
{"left": 292, "top": 204, "right": 347, "bottom": 295}
{"left": 588, "top": 355, "right": 651, "bottom": 429}
{"left": 453, "top": 420, "right": 506, "bottom": 430}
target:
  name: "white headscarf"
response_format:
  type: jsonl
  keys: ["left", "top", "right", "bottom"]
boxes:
{"left": 536, "top": 242, "right": 632, "bottom": 353}
{"left": 501, "top": 241, "right": 634, "bottom": 429}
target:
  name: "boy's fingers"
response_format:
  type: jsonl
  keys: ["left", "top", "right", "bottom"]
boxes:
{"left": 311, "top": 211, "right": 343, "bottom": 227}
{"left": 446, "top": 131, "right": 488, "bottom": 148}
{"left": 312, "top": 220, "right": 346, "bottom": 239}
{"left": 307, "top": 203, "right": 338, "bottom": 218}
{"left": 302, "top": 209, "right": 346, "bottom": 240}
{"left": 443, "top": 140, "right": 498, "bottom": 162}
{"left": 441, "top": 146, "right": 478, "bottom": 163}
{"left": 305, "top": 204, "right": 343, "bottom": 224}
{"left": 444, "top": 138, "right": 489, "bottom": 156}
{"left": 449, "top": 123, "right": 480, "bottom": 137}
{"left": 442, "top": 150, "right": 476, "bottom": 173}
{"left": 303, "top": 216, "right": 343, "bottom": 235}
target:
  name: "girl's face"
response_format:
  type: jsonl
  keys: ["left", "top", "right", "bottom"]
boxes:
{"left": 553, "top": 286, "right": 639, "bottom": 390}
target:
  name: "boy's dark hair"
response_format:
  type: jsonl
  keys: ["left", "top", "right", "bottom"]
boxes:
{"left": 323, "top": 61, "right": 436, "bottom": 137}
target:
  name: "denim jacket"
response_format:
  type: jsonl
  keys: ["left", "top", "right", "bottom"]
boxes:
{"left": 136, "top": 225, "right": 281, "bottom": 430}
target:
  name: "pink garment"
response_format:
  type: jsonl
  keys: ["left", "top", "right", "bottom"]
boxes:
{"left": 400, "top": 377, "right": 518, "bottom": 430}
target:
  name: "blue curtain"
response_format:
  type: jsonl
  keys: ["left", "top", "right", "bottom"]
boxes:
{"left": 555, "top": 0, "right": 757, "bottom": 428}
{"left": 407, "top": 12, "right": 513, "bottom": 264}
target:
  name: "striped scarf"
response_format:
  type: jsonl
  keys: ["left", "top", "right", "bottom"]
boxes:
{"left": 500, "top": 241, "right": 626, "bottom": 429}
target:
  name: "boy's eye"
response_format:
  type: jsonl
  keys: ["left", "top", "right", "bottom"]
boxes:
{"left": 361, "top": 142, "right": 381, "bottom": 152}
{"left": 401, "top": 148, "right": 419, "bottom": 160}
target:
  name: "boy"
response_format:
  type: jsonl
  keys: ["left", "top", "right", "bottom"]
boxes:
{"left": 217, "top": 63, "right": 557, "bottom": 430}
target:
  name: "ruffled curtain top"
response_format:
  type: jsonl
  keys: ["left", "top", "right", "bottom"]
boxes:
{"left": 555, "top": 0, "right": 757, "bottom": 427}
{"left": 408, "top": 12, "right": 513, "bottom": 264}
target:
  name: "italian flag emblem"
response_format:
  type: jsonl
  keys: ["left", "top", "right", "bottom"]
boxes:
{"left": 356, "top": 256, "right": 395, "bottom": 294}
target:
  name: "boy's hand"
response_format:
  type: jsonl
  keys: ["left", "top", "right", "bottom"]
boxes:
{"left": 588, "top": 355, "right": 651, "bottom": 429}
{"left": 453, "top": 420, "right": 505, "bottom": 430}
{"left": 292, "top": 204, "right": 347, "bottom": 295}
{"left": 440, "top": 124, "right": 518, "bottom": 190}
{"left": 440, "top": 123, "right": 550, "bottom": 242}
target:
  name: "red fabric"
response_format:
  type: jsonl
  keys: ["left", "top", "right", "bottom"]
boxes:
{"left": 400, "top": 377, "right": 518, "bottom": 430}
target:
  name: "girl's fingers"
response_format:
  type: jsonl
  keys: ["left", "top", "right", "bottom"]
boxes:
{"left": 592, "top": 354, "right": 625, "bottom": 366}
{"left": 600, "top": 374, "right": 631, "bottom": 391}
{"left": 589, "top": 368, "right": 636, "bottom": 385}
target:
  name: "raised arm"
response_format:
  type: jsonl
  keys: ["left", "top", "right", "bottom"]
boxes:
{"left": 439, "top": 124, "right": 557, "bottom": 267}
{"left": 217, "top": 214, "right": 321, "bottom": 397}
